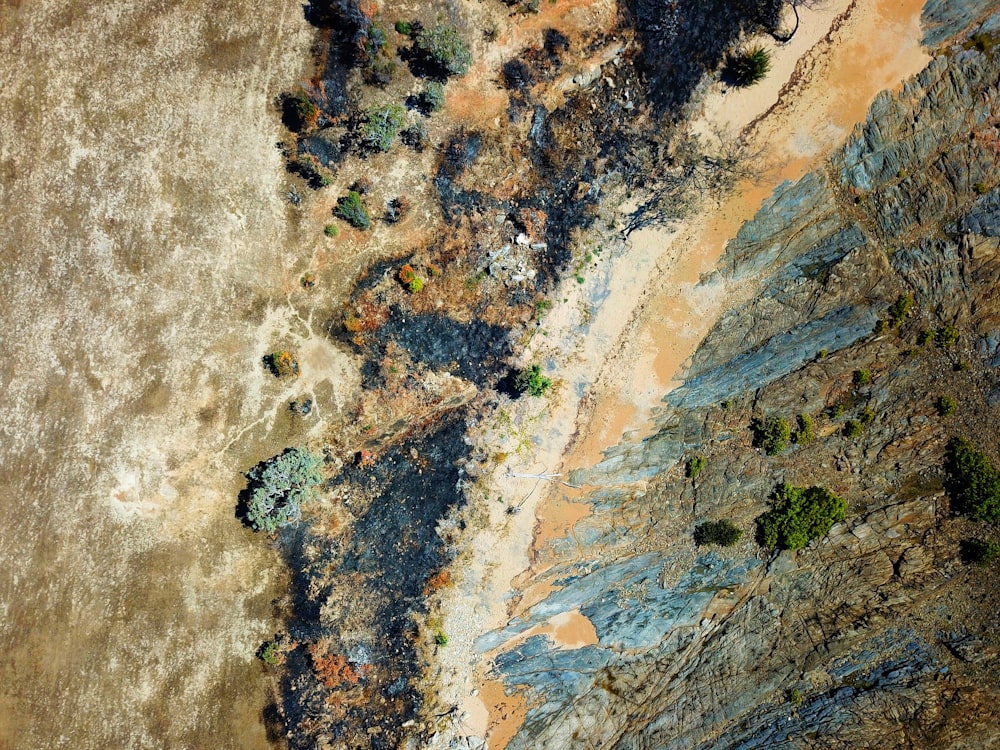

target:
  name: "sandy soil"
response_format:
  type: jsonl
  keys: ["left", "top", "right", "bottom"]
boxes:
{"left": 0, "top": 2, "right": 343, "bottom": 747}
{"left": 431, "top": 0, "right": 931, "bottom": 746}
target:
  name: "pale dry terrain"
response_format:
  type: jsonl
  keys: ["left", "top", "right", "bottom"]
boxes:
{"left": 0, "top": 2, "right": 349, "bottom": 747}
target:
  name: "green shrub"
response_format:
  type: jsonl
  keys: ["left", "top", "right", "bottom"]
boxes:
{"left": 420, "top": 81, "right": 446, "bottom": 113}
{"left": 395, "top": 19, "right": 413, "bottom": 35}
{"left": 788, "top": 688, "right": 804, "bottom": 706}
{"left": 725, "top": 44, "right": 771, "bottom": 87}
{"left": 860, "top": 408, "right": 875, "bottom": 426}
{"left": 408, "top": 276, "right": 424, "bottom": 293}
{"left": 243, "top": 448, "right": 324, "bottom": 532}
{"left": 954, "top": 361, "right": 971, "bottom": 372}
{"left": 945, "top": 437, "right": 1000, "bottom": 522}
{"left": 888, "top": 293, "right": 914, "bottom": 326}
{"left": 918, "top": 329, "right": 935, "bottom": 346}
{"left": 793, "top": 414, "right": 815, "bottom": 444}
{"left": 817, "top": 349, "right": 828, "bottom": 359}
{"left": 757, "top": 483, "right": 847, "bottom": 550}
{"left": 358, "top": 104, "right": 405, "bottom": 152}
{"left": 515, "top": 364, "right": 552, "bottom": 397}
{"left": 961, "top": 539, "right": 1000, "bottom": 565}
{"left": 755, "top": 415, "right": 791, "bottom": 456}
{"left": 937, "top": 395, "right": 957, "bottom": 416}
{"left": 936, "top": 324, "right": 959, "bottom": 348}
{"left": 973, "top": 181, "right": 990, "bottom": 196}
{"left": 721, "top": 399, "right": 733, "bottom": 410}
{"left": 843, "top": 419, "right": 862, "bottom": 438}
{"left": 694, "top": 519, "right": 743, "bottom": 547}
{"left": 852, "top": 369, "right": 871, "bottom": 387}
{"left": 323, "top": 223, "right": 339, "bottom": 238}
{"left": 435, "top": 632, "right": 449, "bottom": 646}
{"left": 686, "top": 456, "right": 706, "bottom": 480}
{"left": 415, "top": 25, "right": 472, "bottom": 77}
{"left": 334, "top": 191, "right": 371, "bottom": 229}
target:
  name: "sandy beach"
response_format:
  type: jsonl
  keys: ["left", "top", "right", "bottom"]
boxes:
{"left": 430, "top": 0, "right": 932, "bottom": 745}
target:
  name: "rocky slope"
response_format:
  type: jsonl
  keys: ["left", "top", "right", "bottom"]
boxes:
{"left": 479, "top": 26, "right": 1000, "bottom": 750}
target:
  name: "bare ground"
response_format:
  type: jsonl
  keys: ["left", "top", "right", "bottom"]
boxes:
{"left": 0, "top": 1, "right": 347, "bottom": 747}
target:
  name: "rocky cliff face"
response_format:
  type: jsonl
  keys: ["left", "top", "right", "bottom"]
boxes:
{"left": 484, "top": 34, "right": 1000, "bottom": 750}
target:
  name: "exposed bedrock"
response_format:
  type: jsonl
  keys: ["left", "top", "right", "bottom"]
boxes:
{"left": 490, "top": 42, "right": 1000, "bottom": 750}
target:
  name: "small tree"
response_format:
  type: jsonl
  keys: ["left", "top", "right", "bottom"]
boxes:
{"left": 946, "top": 437, "right": 1000, "bottom": 522}
{"left": 420, "top": 81, "right": 446, "bottom": 113}
{"left": 755, "top": 415, "right": 791, "bottom": 455}
{"left": 686, "top": 455, "right": 706, "bottom": 480}
{"left": 358, "top": 104, "right": 405, "bottom": 153}
{"left": 515, "top": 364, "right": 552, "bottom": 397}
{"left": 415, "top": 25, "right": 472, "bottom": 77}
{"left": 243, "top": 448, "right": 324, "bottom": 532}
{"left": 757, "top": 483, "right": 846, "bottom": 550}
{"left": 334, "top": 191, "right": 371, "bottom": 229}
{"left": 793, "top": 413, "right": 815, "bottom": 444}
{"left": 724, "top": 45, "right": 771, "bottom": 87}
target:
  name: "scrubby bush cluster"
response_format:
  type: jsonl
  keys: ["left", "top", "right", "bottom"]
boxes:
{"left": 266, "top": 350, "right": 299, "bottom": 378}
{"left": 887, "top": 293, "right": 914, "bottom": 327}
{"left": 946, "top": 437, "right": 1000, "bottom": 522}
{"left": 243, "top": 448, "right": 324, "bottom": 532}
{"left": 694, "top": 519, "right": 743, "bottom": 547}
{"left": 757, "top": 483, "right": 846, "bottom": 550}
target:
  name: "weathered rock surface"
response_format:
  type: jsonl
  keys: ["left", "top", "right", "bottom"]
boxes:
{"left": 488, "top": 36, "right": 1000, "bottom": 750}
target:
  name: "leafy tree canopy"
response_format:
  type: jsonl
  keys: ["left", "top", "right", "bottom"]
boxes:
{"left": 243, "top": 448, "right": 324, "bottom": 532}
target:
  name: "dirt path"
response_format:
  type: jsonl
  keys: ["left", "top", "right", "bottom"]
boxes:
{"left": 430, "top": 0, "right": 931, "bottom": 745}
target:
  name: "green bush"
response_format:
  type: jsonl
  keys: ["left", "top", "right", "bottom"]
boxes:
{"left": 686, "top": 456, "right": 706, "bottom": 481}
{"left": 757, "top": 483, "right": 847, "bottom": 551}
{"left": 515, "top": 364, "right": 552, "bottom": 397}
{"left": 860, "top": 408, "right": 875, "bottom": 426}
{"left": 694, "top": 519, "right": 743, "bottom": 547}
{"left": 415, "top": 24, "right": 472, "bottom": 77}
{"left": 961, "top": 538, "right": 1000, "bottom": 565}
{"left": 936, "top": 324, "right": 959, "bottom": 348}
{"left": 434, "top": 632, "right": 449, "bottom": 646}
{"left": 793, "top": 414, "right": 815, "bottom": 444}
{"left": 725, "top": 44, "right": 771, "bottom": 87}
{"left": 258, "top": 639, "right": 284, "bottom": 666}
{"left": 358, "top": 104, "right": 405, "bottom": 152}
{"left": 323, "top": 223, "right": 339, "bottom": 238}
{"left": 243, "top": 448, "right": 324, "bottom": 532}
{"left": 334, "top": 191, "right": 371, "bottom": 229}
{"left": 420, "top": 81, "right": 446, "bottom": 113}
{"left": 755, "top": 415, "right": 791, "bottom": 456}
{"left": 888, "top": 293, "right": 914, "bottom": 326}
{"left": 918, "top": 329, "right": 935, "bottom": 346}
{"left": 395, "top": 20, "right": 413, "bottom": 35}
{"left": 843, "top": 419, "right": 862, "bottom": 438}
{"left": 852, "top": 369, "right": 871, "bottom": 387}
{"left": 946, "top": 437, "right": 1000, "bottom": 522}
{"left": 408, "top": 276, "right": 424, "bottom": 293}
{"left": 937, "top": 395, "right": 957, "bottom": 416}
